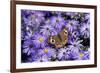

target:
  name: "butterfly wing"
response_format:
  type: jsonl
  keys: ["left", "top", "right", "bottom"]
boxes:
{"left": 48, "top": 27, "right": 68, "bottom": 48}
{"left": 59, "top": 27, "right": 68, "bottom": 46}
{"left": 48, "top": 36, "right": 62, "bottom": 48}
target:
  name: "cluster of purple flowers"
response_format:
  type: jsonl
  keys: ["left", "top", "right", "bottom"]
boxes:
{"left": 21, "top": 10, "right": 90, "bottom": 63}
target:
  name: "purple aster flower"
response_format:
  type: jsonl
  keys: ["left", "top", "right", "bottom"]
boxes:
{"left": 68, "top": 38, "right": 83, "bottom": 53}
{"left": 27, "top": 11, "right": 45, "bottom": 25}
{"left": 68, "top": 51, "right": 79, "bottom": 60}
{"left": 25, "top": 26, "right": 34, "bottom": 38}
{"left": 50, "top": 16, "right": 65, "bottom": 31}
{"left": 22, "top": 10, "right": 45, "bottom": 33}
{"left": 70, "top": 30, "right": 80, "bottom": 39}
{"left": 34, "top": 55, "right": 49, "bottom": 62}
{"left": 22, "top": 17, "right": 36, "bottom": 36}
{"left": 80, "top": 23, "right": 90, "bottom": 38}
{"left": 78, "top": 49, "right": 90, "bottom": 60}
{"left": 33, "top": 33, "right": 47, "bottom": 48}
{"left": 40, "top": 24, "right": 57, "bottom": 37}
{"left": 84, "top": 13, "right": 90, "bottom": 21}
{"left": 57, "top": 47, "right": 71, "bottom": 60}
{"left": 38, "top": 47, "right": 56, "bottom": 58}
{"left": 65, "top": 20, "right": 79, "bottom": 32}
{"left": 22, "top": 39, "right": 35, "bottom": 55}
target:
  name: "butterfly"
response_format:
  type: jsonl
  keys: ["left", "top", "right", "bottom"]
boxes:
{"left": 48, "top": 27, "right": 68, "bottom": 48}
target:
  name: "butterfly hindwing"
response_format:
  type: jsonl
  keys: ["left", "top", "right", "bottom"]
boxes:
{"left": 48, "top": 36, "right": 62, "bottom": 48}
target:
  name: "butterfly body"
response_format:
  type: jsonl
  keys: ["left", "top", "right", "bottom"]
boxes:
{"left": 48, "top": 27, "right": 68, "bottom": 48}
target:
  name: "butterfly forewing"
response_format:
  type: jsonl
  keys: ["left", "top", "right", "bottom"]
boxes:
{"left": 48, "top": 27, "right": 68, "bottom": 49}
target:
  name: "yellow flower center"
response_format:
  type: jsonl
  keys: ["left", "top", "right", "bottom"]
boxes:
{"left": 71, "top": 16, "right": 74, "bottom": 18}
{"left": 80, "top": 53, "right": 84, "bottom": 58}
{"left": 47, "top": 19, "right": 50, "bottom": 23}
{"left": 44, "top": 49, "right": 48, "bottom": 53}
{"left": 39, "top": 37, "right": 44, "bottom": 42}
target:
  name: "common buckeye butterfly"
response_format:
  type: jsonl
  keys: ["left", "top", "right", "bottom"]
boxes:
{"left": 48, "top": 27, "right": 68, "bottom": 48}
